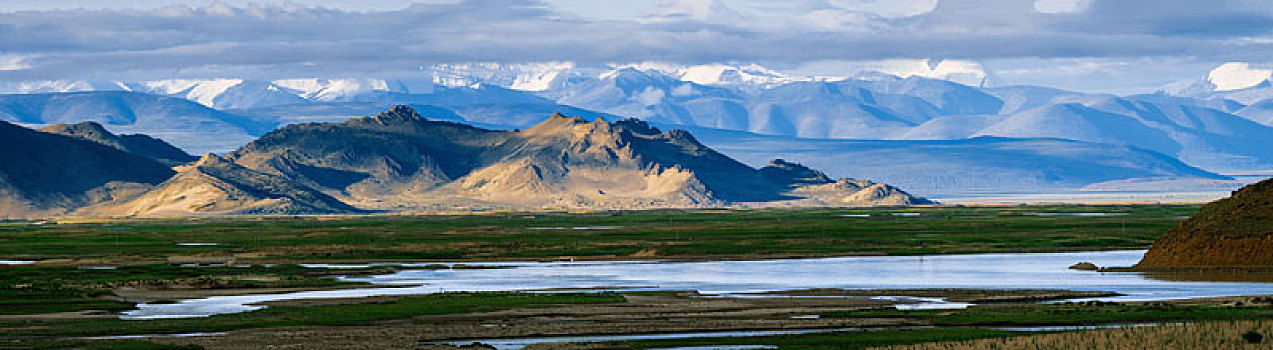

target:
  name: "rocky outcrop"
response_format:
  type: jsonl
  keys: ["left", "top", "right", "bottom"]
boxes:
{"left": 1136, "top": 178, "right": 1273, "bottom": 268}
{"left": 759, "top": 159, "right": 934, "bottom": 206}
{"left": 41, "top": 121, "right": 197, "bottom": 166}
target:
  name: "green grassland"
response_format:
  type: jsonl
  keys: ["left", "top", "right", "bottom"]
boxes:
{"left": 2, "top": 292, "right": 625, "bottom": 338}
{"left": 0, "top": 205, "right": 1221, "bottom": 349}
{"left": 0, "top": 264, "right": 389, "bottom": 316}
{"left": 0, "top": 205, "right": 1197, "bottom": 263}
{"left": 0, "top": 205, "right": 1194, "bottom": 316}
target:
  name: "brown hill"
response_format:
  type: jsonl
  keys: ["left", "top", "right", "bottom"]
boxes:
{"left": 224, "top": 106, "right": 931, "bottom": 211}
{"left": 41, "top": 121, "right": 196, "bottom": 166}
{"left": 97, "top": 154, "right": 358, "bottom": 217}
{"left": 0, "top": 121, "right": 174, "bottom": 218}
{"left": 1136, "top": 178, "right": 1273, "bottom": 268}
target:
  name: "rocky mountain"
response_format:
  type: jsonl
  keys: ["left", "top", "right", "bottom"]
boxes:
{"left": 98, "top": 154, "right": 357, "bottom": 217}
{"left": 40, "top": 121, "right": 196, "bottom": 166}
{"left": 224, "top": 106, "right": 930, "bottom": 210}
{"left": 1136, "top": 178, "right": 1273, "bottom": 268}
{"left": 0, "top": 91, "right": 274, "bottom": 154}
{"left": 0, "top": 121, "right": 174, "bottom": 218}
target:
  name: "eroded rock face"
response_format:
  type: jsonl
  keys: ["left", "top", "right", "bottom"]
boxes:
{"left": 1137, "top": 178, "right": 1273, "bottom": 269}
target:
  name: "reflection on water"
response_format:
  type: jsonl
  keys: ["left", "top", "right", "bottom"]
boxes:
{"left": 122, "top": 250, "right": 1273, "bottom": 319}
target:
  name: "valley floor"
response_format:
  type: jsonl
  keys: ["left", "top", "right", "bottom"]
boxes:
{"left": 8, "top": 205, "right": 1273, "bottom": 349}
{"left": 0, "top": 204, "right": 1197, "bottom": 264}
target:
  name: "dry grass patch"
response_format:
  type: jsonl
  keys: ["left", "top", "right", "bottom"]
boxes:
{"left": 876, "top": 320, "right": 1273, "bottom": 350}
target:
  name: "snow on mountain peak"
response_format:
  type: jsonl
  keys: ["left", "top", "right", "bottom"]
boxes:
{"left": 607, "top": 62, "right": 816, "bottom": 88}
{"left": 430, "top": 62, "right": 581, "bottom": 91}
{"left": 272, "top": 78, "right": 412, "bottom": 102}
{"left": 1207, "top": 62, "right": 1273, "bottom": 92}
{"left": 680, "top": 64, "right": 802, "bottom": 87}
{"left": 0, "top": 80, "right": 126, "bottom": 94}
{"left": 136, "top": 79, "right": 245, "bottom": 107}
{"left": 851, "top": 59, "right": 990, "bottom": 87}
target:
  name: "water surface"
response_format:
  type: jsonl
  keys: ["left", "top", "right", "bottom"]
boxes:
{"left": 123, "top": 250, "right": 1273, "bottom": 319}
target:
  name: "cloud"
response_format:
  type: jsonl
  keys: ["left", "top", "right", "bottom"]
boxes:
{"left": 0, "top": 55, "right": 30, "bottom": 71}
{"left": 1033, "top": 0, "right": 1092, "bottom": 14}
{"left": 1208, "top": 62, "right": 1273, "bottom": 91}
{"left": 0, "top": 0, "right": 1270, "bottom": 83}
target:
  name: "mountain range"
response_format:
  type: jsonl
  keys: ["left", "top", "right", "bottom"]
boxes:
{"left": 3, "top": 62, "right": 1271, "bottom": 198}
{"left": 0, "top": 106, "right": 930, "bottom": 218}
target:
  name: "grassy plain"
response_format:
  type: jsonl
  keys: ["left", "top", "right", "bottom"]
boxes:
{"left": 0, "top": 204, "right": 1233, "bottom": 349}
{"left": 0, "top": 205, "right": 1196, "bottom": 263}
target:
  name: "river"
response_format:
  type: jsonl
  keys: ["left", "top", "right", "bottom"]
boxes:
{"left": 122, "top": 250, "right": 1273, "bottom": 319}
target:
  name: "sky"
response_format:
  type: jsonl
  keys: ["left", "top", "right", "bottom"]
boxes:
{"left": 1, "top": 0, "right": 1271, "bottom": 94}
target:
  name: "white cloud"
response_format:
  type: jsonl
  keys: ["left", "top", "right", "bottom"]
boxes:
{"left": 1207, "top": 62, "right": 1273, "bottom": 91}
{"left": 0, "top": 0, "right": 1270, "bottom": 95}
{"left": 1033, "top": 0, "right": 1092, "bottom": 14}
{"left": 0, "top": 55, "right": 30, "bottom": 71}
{"left": 825, "top": 0, "right": 938, "bottom": 17}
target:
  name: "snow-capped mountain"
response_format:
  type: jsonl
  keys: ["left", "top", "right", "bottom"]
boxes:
{"left": 612, "top": 63, "right": 815, "bottom": 89}
{"left": 0, "top": 80, "right": 127, "bottom": 94}
{"left": 8, "top": 61, "right": 1273, "bottom": 179}
{"left": 2, "top": 78, "right": 433, "bottom": 110}
{"left": 429, "top": 62, "right": 587, "bottom": 91}
{"left": 545, "top": 67, "right": 1000, "bottom": 138}
{"left": 1165, "top": 62, "right": 1273, "bottom": 104}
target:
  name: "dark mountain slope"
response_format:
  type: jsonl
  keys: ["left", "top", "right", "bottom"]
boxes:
{"left": 0, "top": 121, "right": 174, "bottom": 218}
{"left": 40, "top": 121, "right": 196, "bottom": 166}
